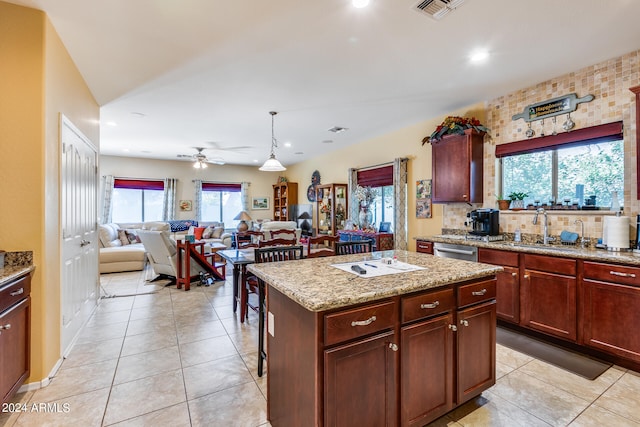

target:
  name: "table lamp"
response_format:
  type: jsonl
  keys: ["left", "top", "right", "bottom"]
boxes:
{"left": 234, "top": 210, "right": 252, "bottom": 232}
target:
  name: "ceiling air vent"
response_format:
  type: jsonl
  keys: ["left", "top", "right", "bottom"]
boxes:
{"left": 412, "top": 0, "right": 465, "bottom": 20}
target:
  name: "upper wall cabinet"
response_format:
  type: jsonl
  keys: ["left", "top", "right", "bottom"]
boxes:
{"left": 432, "top": 129, "right": 485, "bottom": 203}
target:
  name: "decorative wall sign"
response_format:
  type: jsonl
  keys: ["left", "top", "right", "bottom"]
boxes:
{"left": 416, "top": 179, "right": 432, "bottom": 219}
{"left": 512, "top": 93, "right": 594, "bottom": 123}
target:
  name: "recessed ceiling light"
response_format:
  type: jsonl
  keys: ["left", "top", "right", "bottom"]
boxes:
{"left": 470, "top": 49, "right": 489, "bottom": 63}
{"left": 284, "top": 142, "right": 292, "bottom": 148}
{"left": 105, "top": 121, "right": 117, "bottom": 127}
{"left": 353, "top": 0, "right": 370, "bottom": 8}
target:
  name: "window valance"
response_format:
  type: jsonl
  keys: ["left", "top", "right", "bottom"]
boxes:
{"left": 357, "top": 165, "right": 393, "bottom": 187}
{"left": 495, "top": 121, "right": 623, "bottom": 158}
{"left": 113, "top": 178, "right": 164, "bottom": 190}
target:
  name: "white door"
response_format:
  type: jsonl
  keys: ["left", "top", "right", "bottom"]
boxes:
{"left": 60, "top": 115, "right": 99, "bottom": 354}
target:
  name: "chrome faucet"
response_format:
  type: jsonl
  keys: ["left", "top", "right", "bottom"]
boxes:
{"left": 574, "top": 219, "right": 590, "bottom": 248}
{"left": 533, "top": 208, "right": 555, "bottom": 244}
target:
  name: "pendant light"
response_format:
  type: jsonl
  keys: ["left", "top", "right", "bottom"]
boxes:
{"left": 259, "top": 111, "right": 286, "bottom": 172}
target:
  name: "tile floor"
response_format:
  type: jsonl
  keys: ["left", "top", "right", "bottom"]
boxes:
{"left": 2, "top": 268, "right": 640, "bottom": 427}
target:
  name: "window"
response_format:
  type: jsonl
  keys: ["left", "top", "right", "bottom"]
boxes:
{"left": 201, "top": 183, "right": 242, "bottom": 226}
{"left": 498, "top": 122, "right": 624, "bottom": 208}
{"left": 111, "top": 179, "right": 164, "bottom": 222}
{"left": 357, "top": 165, "right": 394, "bottom": 231}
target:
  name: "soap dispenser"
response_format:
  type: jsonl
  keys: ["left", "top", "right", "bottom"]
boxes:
{"left": 514, "top": 228, "right": 521, "bottom": 242}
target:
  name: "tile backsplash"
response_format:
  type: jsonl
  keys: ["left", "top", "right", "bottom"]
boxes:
{"left": 442, "top": 49, "right": 640, "bottom": 245}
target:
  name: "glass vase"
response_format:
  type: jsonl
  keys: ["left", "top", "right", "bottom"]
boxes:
{"left": 359, "top": 206, "right": 373, "bottom": 230}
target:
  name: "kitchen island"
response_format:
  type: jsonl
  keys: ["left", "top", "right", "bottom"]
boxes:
{"left": 247, "top": 250, "right": 502, "bottom": 427}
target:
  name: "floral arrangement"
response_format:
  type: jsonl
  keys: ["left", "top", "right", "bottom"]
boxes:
{"left": 421, "top": 116, "right": 489, "bottom": 145}
{"left": 354, "top": 185, "right": 378, "bottom": 208}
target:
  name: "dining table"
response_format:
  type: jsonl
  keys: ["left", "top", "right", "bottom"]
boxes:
{"left": 217, "top": 248, "right": 256, "bottom": 322}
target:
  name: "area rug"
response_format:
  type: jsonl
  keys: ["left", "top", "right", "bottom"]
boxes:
{"left": 496, "top": 326, "right": 612, "bottom": 380}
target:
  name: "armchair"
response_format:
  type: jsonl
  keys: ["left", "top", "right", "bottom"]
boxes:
{"left": 137, "top": 230, "right": 206, "bottom": 283}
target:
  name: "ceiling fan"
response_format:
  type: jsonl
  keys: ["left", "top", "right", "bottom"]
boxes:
{"left": 177, "top": 147, "right": 225, "bottom": 168}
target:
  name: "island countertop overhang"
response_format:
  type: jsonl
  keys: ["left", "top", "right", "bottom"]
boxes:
{"left": 247, "top": 250, "right": 502, "bottom": 312}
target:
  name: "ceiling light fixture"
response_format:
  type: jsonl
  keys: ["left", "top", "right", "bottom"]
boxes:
{"left": 259, "top": 111, "right": 286, "bottom": 172}
{"left": 470, "top": 49, "right": 489, "bottom": 63}
{"left": 353, "top": 0, "right": 370, "bottom": 8}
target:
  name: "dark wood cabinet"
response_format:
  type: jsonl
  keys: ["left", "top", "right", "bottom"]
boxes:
{"left": 325, "top": 331, "right": 397, "bottom": 427}
{"left": 432, "top": 129, "right": 485, "bottom": 203}
{"left": 521, "top": 254, "right": 577, "bottom": 342}
{"left": 416, "top": 239, "right": 433, "bottom": 254}
{"left": 581, "top": 261, "right": 640, "bottom": 362}
{"left": 478, "top": 248, "right": 520, "bottom": 323}
{"left": 316, "top": 183, "right": 348, "bottom": 236}
{"left": 1, "top": 273, "right": 31, "bottom": 404}
{"left": 339, "top": 230, "right": 394, "bottom": 251}
{"left": 457, "top": 300, "right": 496, "bottom": 403}
{"left": 401, "top": 314, "right": 454, "bottom": 427}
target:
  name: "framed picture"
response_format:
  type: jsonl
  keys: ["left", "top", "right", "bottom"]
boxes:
{"left": 252, "top": 196, "right": 269, "bottom": 210}
{"left": 179, "top": 200, "right": 192, "bottom": 211}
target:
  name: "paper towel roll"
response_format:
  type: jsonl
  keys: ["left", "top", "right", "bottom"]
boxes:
{"left": 604, "top": 216, "right": 630, "bottom": 250}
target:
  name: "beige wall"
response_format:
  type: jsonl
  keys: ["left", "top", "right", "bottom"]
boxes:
{"left": 100, "top": 156, "right": 280, "bottom": 223}
{"left": 443, "top": 50, "right": 640, "bottom": 243}
{"left": 0, "top": 1, "right": 99, "bottom": 383}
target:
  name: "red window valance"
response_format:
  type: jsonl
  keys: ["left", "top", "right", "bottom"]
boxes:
{"left": 202, "top": 182, "right": 241, "bottom": 192}
{"left": 114, "top": 179, "right": 164, "bottom": 190}
{"left": 495, "top": 121, "right": 623, "bottom": 158}
{"left": 357, "top": 165, "right": 393, "bottom": 187}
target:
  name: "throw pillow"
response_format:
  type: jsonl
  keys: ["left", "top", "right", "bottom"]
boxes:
{"left": 117, "top": 229, "right": 130, "bottom": 246}
{"left": 202, "top": 226, "right": 215, "bottom": 239}
{"left": 125, "top": 229, "right": 141, "bottom": 244}
{"left": 211, "top": 227, "right": 224, "bottom": 239}
{"left": 193, "top": 227, "right": 206, "bottom": 240}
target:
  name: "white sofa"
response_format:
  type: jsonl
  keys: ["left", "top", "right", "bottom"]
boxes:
{"left": 99, "top": 221, "right": 233, "bottom": 274}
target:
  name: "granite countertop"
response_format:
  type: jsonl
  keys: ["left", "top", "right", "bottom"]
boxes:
{"left": 0, "top": 251, "right": 34, "bottom": 287}
{"left": 247, "top": 250, "right": 501, "bottom": 312}
{"left": 416, "top": 235, "right": 640, "bottom": 266}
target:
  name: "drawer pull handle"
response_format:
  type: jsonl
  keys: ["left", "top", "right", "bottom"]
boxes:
{"left": 10, "top": 288, "right": 24, "bottom": 297}
{"left": 420, "top": 301, "right": 440, "bottom": 309}
{"left": 388, "top": 343, "right": 398, "bottom": 352}
{"left": 472, "top": 289, "right": 487, "bottom": 296}
{"left": 0, "top": 324, "right": 11, "bottom": 330}
{"left": 448, "top": 324, "right": 457, "bottom": 331}
{"left": 609, "top": 271, "right": 636, "bottom": 278}
{"left": 460, "top": 319, "right": 469, "bottom": 327}
{"left": 351, "top": 316, "right": 376, "bottom": 327}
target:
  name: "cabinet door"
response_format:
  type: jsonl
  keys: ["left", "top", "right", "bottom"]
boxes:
{"left": 325, "top": 331, "right": 397, "bottom": 427}
{"left": 521, "top": 270, "right": 577, "bottom": 341}
{"left": 401, "top": 314, "right": 454, "bottom": 427}
{"left": 432, "top": 134, "right": 470, "bottom": 202}
{"left": 496, "top": 266, "right": 520, "bottom": 323}
{"left": 581, "top": 280, "right": 640, "bottom": 362}
{"left": 456, "top": 301, "right": 496, "bottom": 405}
{"left": 1, "top": 297, "right": 30, "bottom": 404}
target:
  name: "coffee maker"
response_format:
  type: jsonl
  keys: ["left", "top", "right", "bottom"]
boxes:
{"left": 467, "top": 209, "right": 500, "bottom": 236}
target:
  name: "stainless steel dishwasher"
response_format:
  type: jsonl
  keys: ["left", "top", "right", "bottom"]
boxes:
{"left": 433, "top": 242, "right": 478, "bottom": 262}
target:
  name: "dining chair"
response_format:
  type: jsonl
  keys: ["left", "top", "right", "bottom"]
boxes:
{"left": 335, "top": 239, "right": 373, "bottom": 255}
{"left": 266, "top": 228, "right": 297, "bottom": 243}
{"left": 252, "top": 245, "right": 304, "bottom": 377}
{"left": 235, "top": 230, "right": 264, "bottom": 249}
{"left": 307, "top": 234, "right": 339, "bottom": 258}
{"left": 258, "top": 237, "right": 295, "bottom": 247}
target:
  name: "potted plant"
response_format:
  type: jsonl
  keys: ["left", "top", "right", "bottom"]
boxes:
{"left": 496, "top": 194, "right": 511, "bottom": 211}
{"left": 508, "top": 192, "right": 528, "bottom": 210}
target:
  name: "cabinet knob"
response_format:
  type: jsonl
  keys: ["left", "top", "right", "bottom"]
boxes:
{"left": 460, "top": 319, "right": 469, "bottom": 327}
{"left": 512, "top": 272, "right": 517, "bottom": 277}
{"left": 524, "top": 274, "right": 530, "bottom": 279}
{"left": 448, "top": 324, "right": 457, "bottom": 332}
{"left": 388, "top": 343, "right": 398, "bottom": 352}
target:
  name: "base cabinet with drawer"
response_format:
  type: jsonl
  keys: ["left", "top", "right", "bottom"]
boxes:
{"left": 581, "top": 261, "right": 640, "bottom": 362}
{"left": 267, "top": 276, "right": 496, "bottom": 427}
{"left": 521, "top": 254, "right": 577, "bottom": 342}
{"left": 478, "top": 248, "right": 520, "bottom": 323}
{"left": 1, "top": 273, "right": 31, "bottom": 404}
